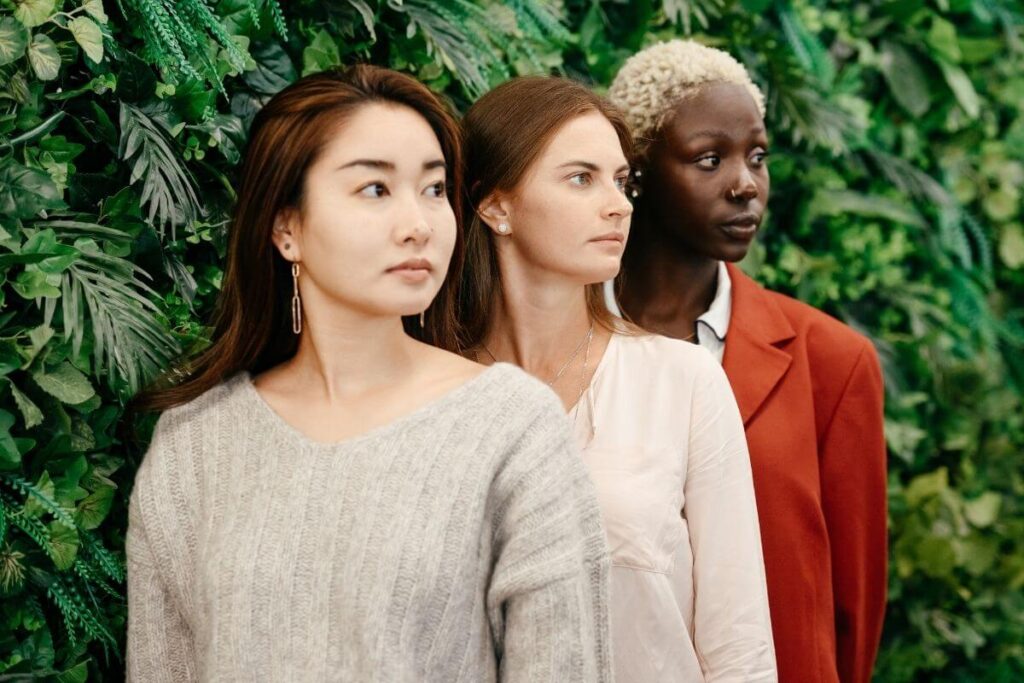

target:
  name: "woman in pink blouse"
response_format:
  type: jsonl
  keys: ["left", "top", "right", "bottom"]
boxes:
{"left": 452, "top": 76, "right": 777, "bottom": 682}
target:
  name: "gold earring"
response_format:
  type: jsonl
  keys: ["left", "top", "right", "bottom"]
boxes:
{"left": 291, "top": 262, "right": 302, "bottom": 335}
{"left": 419, "top": 310, "right": 425, "bottom": 329}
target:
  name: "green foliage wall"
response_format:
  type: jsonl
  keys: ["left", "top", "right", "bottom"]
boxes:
{"left": 0, "top": 0, "right": 1020, "bottom": 680}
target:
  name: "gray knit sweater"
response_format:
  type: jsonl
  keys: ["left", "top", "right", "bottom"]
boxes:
{"left": 126, "top": 364, "right": 612, "bottom": 682}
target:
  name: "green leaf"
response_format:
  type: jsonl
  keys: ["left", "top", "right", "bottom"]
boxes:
{"left": 32, "top": 362, "right": 95, "bottom": 405}
{"left": 15, "top": 0, "right": 56, "bottom": 28}
{"left": 244, "top": 41, "right": 296, "bottom": 95}
{"left": 905, "top": 467, "right": 948, "bottom": 506}
{"left": 301, "top": 29, "right": 340, "bottom": 76}
{"left": 47, "top": 522, "right": 79, "bottom": 570}
{"left": 927, "top": 16, "right": 961, "bottom": 63}
{"left": 0, "top": 158, "right": 65, "bottom": 220}
{"left": 56, "top": 661, "right": 89, "bottom": 683}
{"left": 8, "top": 380, "right": 43, "bottom": 429}
{"left": 68, "top": 16, "right": 103, "bottom": 63}
{"left": 807, "top": 190, "right": 927, "bottom": 229}
{"left": 13, "top": 269, "right": 61, "bottom": 299}
{"left": 83, "top": 0, "right": 108, "bottom": 25}
{"left": 937, "top": 58, "right": 980, "bottom": 119}
{"left": 999, "top": 224, "right": 1024, "bottom": 269}
{"left": 879, "top": 41, "right": 931, "bottom": 118}
{"left": 0, "top": 409, "right": 20, "bottom": 469}
{"left": 964, "top": 492, "right": 1002, "bottom": 528}
{"left": 75, "top": 485, "right": 113, "bottom": 530}
{"left": 27, "top": 32, "right": 60, "bottom": 81}
{"left": 0, "top": 342, "right": 21, "bottom": 378}
{"left": 0, "top": 17, "right": 30, "bottom": 69}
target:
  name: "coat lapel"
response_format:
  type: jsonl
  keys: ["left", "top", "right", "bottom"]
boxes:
{"left": 722, "top": 263, "right": 796, "bottom": 426}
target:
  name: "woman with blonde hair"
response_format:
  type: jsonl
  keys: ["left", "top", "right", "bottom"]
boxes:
{"left": 126, "top": 65, "right": 612, "bottom": 682}
{"left": 609, "top": 39, "right": 888, "bottom": 683}
{"left": 456, "top": 75, "right": 777, "bottom": 682}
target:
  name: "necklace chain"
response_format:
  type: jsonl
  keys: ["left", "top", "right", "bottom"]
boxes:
{"left": 481, "top": 324, "right": 594, "bottom": 388}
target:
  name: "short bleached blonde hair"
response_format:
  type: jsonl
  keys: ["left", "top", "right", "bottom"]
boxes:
{"left": 608, "top": 39, "right": 765, "bottom": 151}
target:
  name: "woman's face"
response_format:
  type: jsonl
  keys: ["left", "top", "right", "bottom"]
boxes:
{"left": 485, "top": 111, "right": 633, "bottom": 286}
{"left": 643, "top": 82, "right": 770, "bottom": 263}
{"left": 274, "top": 102, "right": 456, "bottom": 321}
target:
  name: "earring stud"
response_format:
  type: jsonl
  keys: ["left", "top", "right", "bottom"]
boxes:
{"left": 497, "top": 222, "right": 509, "bottom": 234}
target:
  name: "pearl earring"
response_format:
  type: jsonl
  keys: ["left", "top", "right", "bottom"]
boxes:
{"left": 497, "top": 222, "right": 509, "bottom": 234}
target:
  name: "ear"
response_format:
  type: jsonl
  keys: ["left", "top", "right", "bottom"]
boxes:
{"left": 270, "top": 207, "right": 302, "bottom": 262}
{"left": 477, "top": 193, "right": 513, "bottom": 235}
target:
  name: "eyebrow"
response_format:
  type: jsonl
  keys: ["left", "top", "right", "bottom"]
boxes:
{"left": 337, "top": 158, "right": 447, "bottom": 172}
{"left": 683, "top": 126, "right": 766, "bottom": 143}
{"left": 556, "top": 160, "right": 631, "bottom": 173}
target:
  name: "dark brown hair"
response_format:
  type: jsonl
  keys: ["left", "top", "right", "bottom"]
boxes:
{"left": 133, "top": 65, "right": 465, "bottom": 413}
{"left": 455, "top": 76, "right": 634, "bottom": 351}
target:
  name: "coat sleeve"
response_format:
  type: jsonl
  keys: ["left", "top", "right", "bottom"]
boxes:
{"left": 818, "top": 342, "right": 888, "bottom": 683}
{"left": 685, "top": 359, "right": 778, "bottom": 683}
{"left": 486, "top": 395, "right": 613, "bottom": 683}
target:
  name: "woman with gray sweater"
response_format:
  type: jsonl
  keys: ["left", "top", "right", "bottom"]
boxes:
{"left": 126, "top": 65, "right": 611, "bottom": 682}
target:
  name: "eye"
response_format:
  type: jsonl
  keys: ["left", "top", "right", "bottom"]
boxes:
{"left": 614, "top": 175, "right": 629, "bottom": 193}
{"left": 695, "top": 154, "right": 720, "bottom": 170}
{"left": 751, "top": 149, "right": 770, "bottom": 167}
{"left": 569, "top": 172, "right": 592, "bottom": 187}
{"left": 359, "top": 182, "right": 388, "bottom": 198}
{"left": 424, "top": 180, "right": 447, "bottom": 198}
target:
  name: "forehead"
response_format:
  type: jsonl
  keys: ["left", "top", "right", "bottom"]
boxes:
{"left": 535, "top": 111, "right": 627, "bottom": 165}
{"left": 317, "top": 102, "right": 443, "bottom": 165}
{"left": 661, "top": 82, "right": 764, "bottom": 144}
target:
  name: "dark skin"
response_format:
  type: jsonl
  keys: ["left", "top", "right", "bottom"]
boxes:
{"left": 619, "top": 82, "right": 770, "bottom": 340}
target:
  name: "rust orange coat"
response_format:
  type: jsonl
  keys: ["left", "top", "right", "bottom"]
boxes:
{"left": 721, "top": 263, "right": 888, "bottom": 683}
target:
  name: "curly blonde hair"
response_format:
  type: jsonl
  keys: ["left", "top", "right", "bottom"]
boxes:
{"left": 608, "top": 39, "right": 765, "bottom": 152}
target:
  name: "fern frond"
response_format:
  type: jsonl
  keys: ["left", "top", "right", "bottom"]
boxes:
{"left": 662, "top": 0, "right": 724, "bottom": 35}
{"left": 0, "top": 473, "right": 76, "bottom": 529}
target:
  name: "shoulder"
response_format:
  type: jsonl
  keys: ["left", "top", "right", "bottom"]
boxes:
{"left": 133, "top": 374, "right": 249, "bottom": 499}
{"left": 612, "top": 331, "right": 726, "bottom": 385}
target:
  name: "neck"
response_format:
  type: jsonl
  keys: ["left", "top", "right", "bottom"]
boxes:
{"left": 620, "top": 238, "right": 720, "bottom": 330}
{"left": 482, "top": 254, "right": 593, "bottom": 380}
{"left": 285, "top": 304, "right": 418, "bottom": 400}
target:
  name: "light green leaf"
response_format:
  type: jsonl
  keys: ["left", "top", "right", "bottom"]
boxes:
{"left": 905, "top": 467, "right": 948, "bottom": 506}
{"left": 27, "top": 32, "right": 60, "bottom": 81}
{"left": 964, "top": 492, "right": 1002, "bottom": 528}
{"left": 76, "top": 485, "right": 113, "bottom": 530}
{"left": 999, "top": 224, "right": 1024, "bottom": 269}
{"left": 32, "top": 361, "right": 95, "bottom": 405}
{"left": 8, "top": 380, "right": 43, "bottom": 429}
{"left": 68, "top": 16, "right": 103, "bottom": 63}
{"left": 0, "top": 17, "right": 30, "bottom": 67}
{"left": 301, "top": 29, "right": 340, "bottom": 76}
{"left": 937, "top": 58, "right": 980, "bottom": 119}
{"left": 47, "top": 522, "right": 79, "bottom": 570}
{"left": 14, "top": 0, "right": 56, "bottom": 29}
{"left": 13, "top": 269, "right": 61, "bottom": 299}
{"left": 927, "top": 16, "right": 961, "bottom": 63}
{"left": 83, "top": 0, "right": 108, "bottom": 24}
{"left": 879, "top": 41, "right": 931, "bottom": 118}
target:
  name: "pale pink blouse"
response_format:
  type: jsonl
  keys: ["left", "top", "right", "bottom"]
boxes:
{"left": 572, "top": 333, "right": 777, "bottom": 682}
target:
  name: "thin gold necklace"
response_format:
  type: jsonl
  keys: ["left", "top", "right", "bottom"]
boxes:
{"left": 480, "top": 324, "right": 595, "bottom": 388}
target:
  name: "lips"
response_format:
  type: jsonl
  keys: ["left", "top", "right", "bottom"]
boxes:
{"left": 590, "top": 232, "right": 625, "bottom": 244}
{"left": 720, "top": 213, "right": 761, "bottom": 240}
{"left": 387, "top": 257, "right": 432, "bottom": 273}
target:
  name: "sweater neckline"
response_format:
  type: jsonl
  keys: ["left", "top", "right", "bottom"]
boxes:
{"left": 238, "top": 363, "right": 508, "bottom": 451}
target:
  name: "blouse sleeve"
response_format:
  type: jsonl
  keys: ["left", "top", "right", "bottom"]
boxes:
{"left": 684, "top": 360, "right": 778, "bottom": 683}
{"left": 486, "top": 393, "right": 613, "bottom": 683}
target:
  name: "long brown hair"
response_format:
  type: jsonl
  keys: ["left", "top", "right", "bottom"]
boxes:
{"left": 133, "top": 65, "right": 465, "bottom": 414}
{"left": 456, "top": 76, "right": 634, "bottom": 352}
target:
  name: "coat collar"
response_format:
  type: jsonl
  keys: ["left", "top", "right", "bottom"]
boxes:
{"left": 722, "top": 262, "right": 797, "bottom": 425}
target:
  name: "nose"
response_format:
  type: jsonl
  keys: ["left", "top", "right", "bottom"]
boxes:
{"left": 394, "top": 196, "right": 432, "bottom": 245}
{"left": 728, "top": 165, "right": 759, "bottom": 202}
{"left": 603, "top": 182, "right": 634, "bottom": 220}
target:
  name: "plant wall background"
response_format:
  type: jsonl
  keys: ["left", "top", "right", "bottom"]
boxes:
{"left": 0, "top": 0, "right": 1021, "bottom": 680}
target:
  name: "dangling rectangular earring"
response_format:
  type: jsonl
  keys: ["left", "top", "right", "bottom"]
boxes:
{"left": 291, "top": 262, "right": 302, "bottom": 335}
{"left": 419, "top": 310, "right": 425, "bottom": 329}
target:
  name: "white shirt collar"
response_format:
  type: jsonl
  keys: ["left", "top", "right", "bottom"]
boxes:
{"left": 695, "top": 261, "right": 732, "bottom": 342}
{"left": 602, "top": 260, "right": 733, "bottom": 340}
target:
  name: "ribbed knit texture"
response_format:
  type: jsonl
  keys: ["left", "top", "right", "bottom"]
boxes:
{"left": 126, "top": 364, "right": 612, "bottom": 682}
